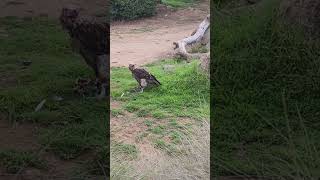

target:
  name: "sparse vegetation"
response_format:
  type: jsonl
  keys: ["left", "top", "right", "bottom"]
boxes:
{"left": 0, "top": 150, "right": 46, "bottom": 173}
{"left": 111, "top": 120, "right": 210, "bottom": 179}
{"left": 0, "top": 17, "right": 108, "bottom": 176}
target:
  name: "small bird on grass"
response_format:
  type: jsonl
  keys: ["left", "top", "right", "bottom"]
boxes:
{"left": 128, "top": 64, "right": 161, "bottom": 93}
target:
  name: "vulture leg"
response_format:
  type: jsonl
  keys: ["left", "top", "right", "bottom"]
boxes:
{"left": 140, "top": 79, "right": 147, "bottom": 93}
{"left": 95, "top": 54, "right": 108, "bottom": 99}
{"left": 96, "top": 83, "right": 107, "bottom": 99}
{"left": 140, "top": 87, "right": 144, "bottom": 93}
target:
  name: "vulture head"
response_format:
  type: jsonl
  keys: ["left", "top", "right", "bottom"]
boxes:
{"left": 128, "top": 64, "right": 136, "bottom": 71}
{"left": 60, "top": 6, "right": 79, "bottom": 30}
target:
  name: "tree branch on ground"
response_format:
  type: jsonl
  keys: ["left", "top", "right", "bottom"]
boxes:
{"left": 173, "top": 14, "right": 210, "bottom": 73}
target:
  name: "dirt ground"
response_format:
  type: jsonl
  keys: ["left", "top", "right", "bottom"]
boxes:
{"left": 111, "top": 3, "right": 209, "bottom": 67}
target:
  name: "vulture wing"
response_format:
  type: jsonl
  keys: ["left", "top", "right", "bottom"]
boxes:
{"left": 70, "top": 19, "right": 109, "bottom": 55}
{"left": 133, "top": 68, "right": 151, "bottom": 79}
{"left": 133, "top": 68, "right": 161, "bottom": 86}
{"left": 150, "top": 74, "right": 161, "bottom": 85}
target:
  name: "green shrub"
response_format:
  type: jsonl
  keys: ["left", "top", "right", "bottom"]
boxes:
{"left": 111, "top": 0, "right": 157, "bottom": 20}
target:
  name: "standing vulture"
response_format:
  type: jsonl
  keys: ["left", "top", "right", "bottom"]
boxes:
{"left": 60, "top": 7, "right": 109, "bottom": 99}
{"left": 129, "top": 64, "right": 161, "bottom": 92}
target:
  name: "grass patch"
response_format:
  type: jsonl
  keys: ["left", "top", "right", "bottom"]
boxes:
{"left": 0, "top": 17, "right": 108, "bottom": 174}
{"left": 136, "top": 109, "right": 149, "bottom": 117}
{"left": 111, "top": 60, "right": 210, "bottom": 119}
{"left": 154, "top": 139, "right": 179, "bottom": 155}
{"left": 150, "top": 125, "right": 166, "bottom": 135}
{"left": 111, "top": 142, "right": 138, "bottom": 160}
{"left": 0, "top": 150, "right": 46, "bottom": 173}
{"left": 111, "top": 109, "right": 124, "bottom": 117}
{"left": 144, "top": 120, "right": 153, "bottom": 127}
{"left": 161, "top": 0, "right": 195, "bottom": 8}
{"left": 212, "top": 0, "right": 320, "bottom": 177}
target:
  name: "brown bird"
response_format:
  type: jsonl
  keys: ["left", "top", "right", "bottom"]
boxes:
{"left": 129, "top": 64, "right": 161, "bottom": 92}
{"left": 60, "top": 6, "right": 109, "bottom": 99}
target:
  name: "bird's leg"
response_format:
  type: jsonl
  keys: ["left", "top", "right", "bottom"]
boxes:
{"left": 140, "top": 87, "right": 144, "bottom": 93}
{"left": 96, "top": 82, "right": 107, "bottom": 99}
{"left": 95, "top": 79, "right": 100, "bottom": 94}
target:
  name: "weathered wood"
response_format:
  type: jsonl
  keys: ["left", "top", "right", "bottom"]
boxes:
{"left": 173, "top": 14, "right": 210, "bottom": 61}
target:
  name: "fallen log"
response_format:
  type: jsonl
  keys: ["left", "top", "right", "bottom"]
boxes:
{"left": 173, "top": 14, "right": 210, "bottom": 61}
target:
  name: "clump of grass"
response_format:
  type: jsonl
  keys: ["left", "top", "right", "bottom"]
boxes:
{"left": 111, "top": 109, "right": 124, "bottom": 117}
{"left": 154, "top": 139, "right": 179, "bottom": 155}
{"left": 161, "top": 0, "right": 195, "bottom": 8}
{"left": 0, "top": 150, "right": 46, "bottom": 173}
{"left": 212, "top": 0, "right": 320, "bottom": 177}
{"left": 151, "top": 125, "right": 166, "bottom": 135}
{"left": 152, "top": 110, "right": 167, "bottom": 119}
{"left": 190, "top": 44, "right": 208, "bottom": 53}
{"left": 136, "top": 109, "right": 149, "bottom": 117}
{"left": 111, "top": 142, "right": 138, "bottom": 161}
{"left": 170, "top": 131, "right": 182, "bottom": 144}
{"left": 144, "top": 120, "right": 153, "bottom": 127}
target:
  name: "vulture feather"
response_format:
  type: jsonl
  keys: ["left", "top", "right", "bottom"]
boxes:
{"left": 60, "top": 7, "right": 109, "bottom": 98}
{"left": 129, "top": 64, "right": 161, "bottom": 92}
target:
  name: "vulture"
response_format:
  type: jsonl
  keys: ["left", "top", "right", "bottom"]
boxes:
{"left": 60, "top": 7, "right": 109, "bottom": 99}
{"left": 128, "top": 64, "right": 161, "bottom": 92}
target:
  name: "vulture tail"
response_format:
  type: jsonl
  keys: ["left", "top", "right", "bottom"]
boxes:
{"left": 151, "top": 75, "right": 161, "bottom": 85}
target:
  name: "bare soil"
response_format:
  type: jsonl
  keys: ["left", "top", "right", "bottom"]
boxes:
{"left": 111, "top": 3, "right": 209, "bottom": 67}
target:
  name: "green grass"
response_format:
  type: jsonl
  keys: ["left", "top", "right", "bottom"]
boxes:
{"left": 111, "top": 109, "right": 125, "bottom": 117}
{"left": 0, "top": 150, "right": 46, "bottom": 173}
{"left": 161, "top": 0, "right": 195, "bottom": 8}
{"left": 212, "top": 0, "right": 320, "bottom": 178}
{"left": 112, "top": 142, "right": 138, "bottom": 160}
{"left": 111, "top": 60, "right": 210, "bottom": 119}
{"left": 0, "top": 17, "right": 108, "bottom": 175}
{"left": 111, "top": 60, "right": 209, "bottom": 157}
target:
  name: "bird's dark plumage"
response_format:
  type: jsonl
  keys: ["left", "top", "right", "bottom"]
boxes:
{"left": 129, "top": 64, "right": 161, "bottom": 92}
{"left": 60, "top": 7, "right": 109, "bottom": 98}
